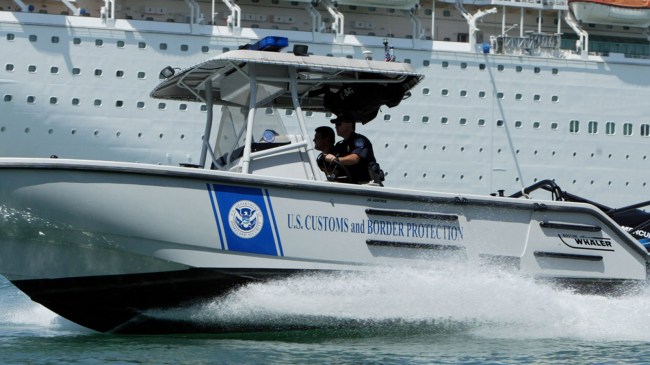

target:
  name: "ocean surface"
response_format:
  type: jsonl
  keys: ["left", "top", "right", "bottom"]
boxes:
{"left": 2, "top": 261, "right": 650, "bottom": 365}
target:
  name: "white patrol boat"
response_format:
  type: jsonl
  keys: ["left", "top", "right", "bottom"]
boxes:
{"left": 0, "top": 37, "right": 647, "bottom": 334}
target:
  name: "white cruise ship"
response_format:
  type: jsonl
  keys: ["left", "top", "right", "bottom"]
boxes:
{"left": 1, "top": 0, "right": 649, "bottom": 207}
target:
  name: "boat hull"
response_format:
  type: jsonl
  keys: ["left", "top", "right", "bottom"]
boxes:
{"left": 0, "top": 159, "right": 647, "bottom": 333}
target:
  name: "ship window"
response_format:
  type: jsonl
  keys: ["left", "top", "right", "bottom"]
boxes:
{"left": 159, "top": 43, "right": 167, "bottom": 50}
{"left": 138, "top": 42, "right": 146, "bottom": 49}
{"left": 384, "top": 114, "right": 391, "bottom": 121}
{"left": 478, "top": 91, "right": 486, "bottom": 98}
{"left": 201, "top": 105, "right": 207, "bottom": 112}
{"left": 551, "top": 122, "right": 558, "bottom": 130}
{"left": 425, "top": 8, "right": 432, "bottom": 15}
{"left": 443, "top": 9, "right": 451, "bottom": 16}
{"left": 403, "top": 115, "right": 411, "bottom": 123}
{"left": 422, "top": 88, "right": 430, "bottom": 95}
{"left": 158, "top": 103, "right": 166, "bottom": 110}
{"left": 202, "top": 46, "right": 209, "bottom": 53}
{"left": 94, "top": 99, "right": 102, "bottom": 106}
{"left": 6, "top": 33, "right": 14, "bottom": 41}
{"left": 641, "top": 124, "right": 650, "bottom": 137}
{"left": 3, "top": 94, "right": 12, "bottom": 102}
{"left": 95, "top": 39, "right": 103, "bottom": 46}
{"left": 137, "top": 101, "right": 145, "bottom": 109}
{"left": 29, "top": 35, "right": 37, "bottom": 42}
{"left": 116, "top": 70, "right": 124, "bottom": 78}
{"left": 180, "top": 103, "right": 188, "bottom": 111}
{"left": 404, "top": 59, "right": 411, "bottom": 64}
{"left": 28, "top": 65, "right": 36, "bottom": 73}
{"left": 422, "top": 116, "right": 430, "bottom": 124}
{"left": 51, "top": 36, "right": 59, "bottom": 43}
{"left": 533, "top": 94, "right": 541, "bottom": 101}
{"left": 497, "top": 92, "right": 504, "bottom": 99}
{"left": 94, "top": 69, "right": 103, "bottom": 77}
{"left": 137, "top": 72, "right": 146, "bottom": 79}
{"left": 460, "top": 62, "right": 467, "bottom": 69}
{"left": 305, "top": 111, "right": 313, "bottom": 117}
{"left": 115, "top": 100, "right": 124, "bottom": 107}
{"left": 606, "top": 122, "right": 615, "bottom": 135}
{"left": 515, "top": 120, "right": 523, "bottom": 128}
{"left": 441, "top": 117, "right": 448, "bottom": 124}
{"left": 552, "top": 68, "right": 558, "bottom": 75}
{"left": 72, "top": 98, "right": 80, "bottom": 106}
{"left": 442, "top": 61, "right": 449, "bottom": 68}
{"left": 222, "top": 47, "right": 230, "bottom": 53}
{"left": 6, "top": 64, "right": 14, "bottom": 72}
{"left": 534, "top": 67, "right": 541, "bottom": 74}
{"left": 181, "top": 44, "right": 189, "bottom": 52}
{"left": 50, "top": 66, "right": 59, "bottom": 74}
{"left": 533, "top": 121, "right": 541, "bottom": 129}
{"left": 552, "top": 95, "right": 559, "bottom": 102}
{"left": 588, "top": 121, "right": 598, "bottom": 134}
{"left": 479, "top": 63, "right": 485, "bottom": 70}
{"left": 117, "top": 40, "right": 125, "bottom": 48}
{"left": 570, "top": 120, "right": 579, "bottom": 133}
{"left": 497, "top": 119, "right": 504, "bottom": 127}
{"left": 478, "top": 119, "right": 486, "bottom": 126}
{"left": 516, "top": 66, "right": 522, "bottom": 72}
{"left": 27, "top": 96, "right": 35, "bottom": 103}
{"left": 423, "top": 60, "right": 430, "bottom": 67}
{"left": 498, "top": 65, "right": 504, "bottom": 71}
{"left": 459, "top": 118, "right": 467, "bottom": 125}
{"left": 515, "top": 93, "right": 523, "bottom": 100}
{"left": 460, "top": 90, "right": 467, "bottom": 97}
{"left": 50, "top": 97, "right": 58, "bottom": 104}
{"left": 72, "top": 67, "right": 81, "bottom": 75}
{"left": 73, "top": 37, "right": 81, "bottom": 45}
{"left": 624, "top": 123, "right": 633, "bottom": 136}
{"left": 441, "top": 89, "right": 449, "bottom": 96}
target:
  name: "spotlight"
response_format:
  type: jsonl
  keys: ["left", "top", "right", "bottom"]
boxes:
{"left": 159, "top": 66, "right": 175, "bottom": 79}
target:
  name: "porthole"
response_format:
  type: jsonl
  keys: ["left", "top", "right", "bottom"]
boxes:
{"left": 551, "top": 122, "right": 558, "bottom": 130}
{"left": 115, "top": 100, "right": 124, "bottom": 107}
{"left": 117, "top": 40, "right": 125, "bottom": 48}
{"left": 441, "top": 89, "right": 449, "bottom": 96}
{"left": 72, "top": 98, "right": 80, "bottom": 106}
{"left": 95, "top": 39, "right": 103, "bottom": 46}
{"left": 442, "top": 61, "right": 449, "bottom": 68}
{"left": 516, "top": 66, "right": 522, "bottom": 72}
{"left": 384, "top": 114, "right": 391, "bottom": 121}
{"left": 28, "top": 65, "right": 36, "bottom": 73}
{"left": 200, "top": 105, "right": 207, "bottom": 112}
{"left": 478, "top": 119, "right": 486, "bottom": 126}
{"left": 422, "top": 116, "right": 430, "bottom": 124}
{"left": 479, "top": 63, "right": 485, "bottom": 70}
{"left": 552, "top": 68, "right": 559, "bottom": 75}
{"left": 27, "top": 96, "right": 35, "bottom": 103}
{"left": 497, "top": 92, "right": 504, "bottom": 99}
{"left": 570, "top": 120, "right": 579, "bottom": 133}
{"left": 533, "top": 94, "right": 541, "bottom": 101}
{"left": 137, "top": 72, "right": 146, "bottom": 79}
{"left": 71, "top": 129, "right": 77, "bottom": 135}
{"left": 533, "top": 121, "right": 540, "bottom": 129}
{"left": 460, "top": 90, "right": 467, "bottom": 97}
{"left": 6, "top": 33, "right": 15, "bottom": 41}
{"left": 515, "top": 93, "right": 523, "bottom": 100}
{"left": 73, "top": 37, "right": 81, "bottom": 45}
{"left": 605, "top": 122, "right": 615, "bottom": 135}
{"left": 49, "top": 66, "right": 59, "bottom": 74}
{"left": 423, "top": 60, "right": 430, "bottom": 67}
{"left": 49, "top": 97, "right": 58, "bottom": 104}
{"left": 624, "top": 122, "right": 633, "bottom": 136}
{"left": 180, "top": 44, "right": 189, "bottom": 52}
{"left": 137, "top": 101, "right": 145, "bottom": 109}
{"left": 534, "top": 67, "right": 541, "bottom": 74}
{"left": 201, "top": 46, "right": 209, "bottom": 53}
{"left": 478, "top": 91, "right": 486, "bottom": 98}
{"left": 180, "top": 103, "right": 188, "bottom": 111}
{"left": 158, "top": 102, "right": 166, "bottom": 110}
{"left": 94, "top": 99, "right": 102, "bottom": 106}
{"left": 138, "top": 42, "right": 146, "bottom": 49}
{"left": 551, "top": 95, "right": 559, "bottom": 102}
{"left": 497, "top": 119, "right": 504, "bottom": 127}
{"left": 159, "top": 43, "right": 168, "bottom": 50}
{"left": 5, "top": 64, "right": 14, "bottom": 72}
{"left": 460, "top": 62, "right": 467, "bottom": 69}
{"left": 497, "top": 65, "right": 504, "bottom": 71}
{"left": 441, "top": 117, "right": 448, "bottom": 124}
{"left": 93, "top": 130, "right": 99, "bottom": 136}
{"left": 116, "top": 70, "right": 124, "bottom": 78}
{"left": 515, "top": 120, "right": 522, "bottom": 128}
{"left": 94, "top": 69, "right": 103, "bottom": 77}
{"left": 459, "top": 118, "right": 467, "bottom": 125}
{"left": 3, "top": 95, "right": 12, "bottom": 102}
{"left": 403, "top": 115, "right": 410, "bottom": 122}
{"left": 422, "top": 88, "right": 430, "bottom": 95}
{"left": 51, "top": 36, "right": 59, "bottom": 43}
{"left": 29, "top": 34, "right": 37, "bottom": 42}
{"left": 72, "top": 67, "right": 81, "bottom": 75}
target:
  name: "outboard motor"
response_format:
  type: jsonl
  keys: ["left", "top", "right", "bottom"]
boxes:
{"left": 609, "top": 209, "right": 650, "bottom": 249}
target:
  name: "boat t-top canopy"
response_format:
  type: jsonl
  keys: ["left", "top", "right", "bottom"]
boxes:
{"left": 150, "top": 41, "right": 423, "bottom": 178}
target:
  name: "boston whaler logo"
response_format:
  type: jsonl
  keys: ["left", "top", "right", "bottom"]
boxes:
{"left": 228, "top": 200, "right": 264, "bottom": 239}
{"left": 558, "top": 234, "right": 614, "bottom": 251}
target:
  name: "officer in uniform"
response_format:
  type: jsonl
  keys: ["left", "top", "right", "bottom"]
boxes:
{"left": 322, "top": 113, "right": 377, "bottom": 184}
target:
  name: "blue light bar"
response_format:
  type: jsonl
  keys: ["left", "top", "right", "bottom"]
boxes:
{"left": 241, "top": 36, "right": 289, "bottom": 52}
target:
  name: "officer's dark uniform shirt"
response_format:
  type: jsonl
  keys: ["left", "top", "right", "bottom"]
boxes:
{"left": 333, "top": 132, "right": 376, "bottom": 183}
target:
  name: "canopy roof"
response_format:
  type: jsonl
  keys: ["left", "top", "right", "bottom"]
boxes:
{"left": 151, "top": 49, "right": 423, "bottom": 119}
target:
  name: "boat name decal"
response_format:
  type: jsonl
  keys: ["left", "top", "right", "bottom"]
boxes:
{"left": 287, "top": 214, "right": 463, "bottom": 241}
{"left": 558, "top": 234, "right": 614, "bottom": 251}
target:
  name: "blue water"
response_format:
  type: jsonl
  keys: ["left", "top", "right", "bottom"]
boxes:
{"left": 2, "top": 263, "right": 650, "bottom": 364}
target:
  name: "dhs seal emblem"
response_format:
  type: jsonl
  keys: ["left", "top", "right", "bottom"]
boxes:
{"left": 228, "top": 200, "right": 264, "bottom": 239}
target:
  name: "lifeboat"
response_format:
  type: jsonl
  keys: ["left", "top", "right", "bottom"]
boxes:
{"left": 570, "top": 0, "right": 650, "bottom": 27}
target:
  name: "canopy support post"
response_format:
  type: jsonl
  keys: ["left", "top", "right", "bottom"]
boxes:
{"left": 200, "top": 80, "right": 214, "bottom": 168}
{"left": 289, "top": 68, "right": 319, "bottom": 181}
